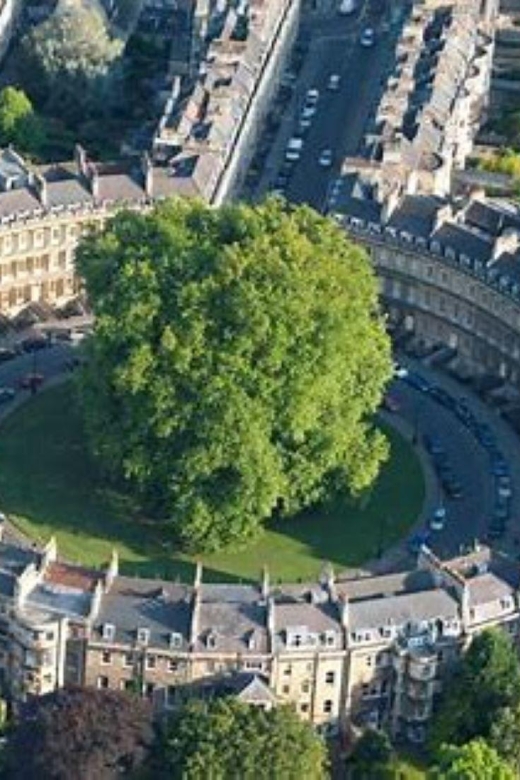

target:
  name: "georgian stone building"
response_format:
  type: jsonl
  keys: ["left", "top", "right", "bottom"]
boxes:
{"left": 0, "top": 526, "right": 518, "bottom": 743}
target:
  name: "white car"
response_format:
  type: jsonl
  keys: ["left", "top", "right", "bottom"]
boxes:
{"left": 305, "top": 88, "right": 320, "bottom": 106}
{"left": 285, "top": 137, "right": 304, "bottom": 162}
{"left": 360, "top": 27, "right": 375, "bottom": 47}
{"left": 338, "top": 0, "right": 356, "bottom": 13}
{"left": 394, "top": 362, "right": 409, "bottom": 379}
{"left": 430, "top": 507, "right": 447, "bottom": 532}
{"left": 328, "top": 74, "right": 341, "bottom": 91}
{"left": 318, "top": 149, "right": 333, "bottom": 168}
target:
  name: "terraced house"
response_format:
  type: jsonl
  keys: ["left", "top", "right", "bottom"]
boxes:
{"left": 0, "top": 524, "right": 518, "bottom": 744}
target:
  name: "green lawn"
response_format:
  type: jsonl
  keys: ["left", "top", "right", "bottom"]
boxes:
{"left": 0, "top": 383, "right": 424, "bottom": 583}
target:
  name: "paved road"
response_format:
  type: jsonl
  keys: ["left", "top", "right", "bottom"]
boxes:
{"left": 254, "top": 1, "right": 404, "bottom": 208}
{"left": 391, "top": 356, "right": 520, "bottom": 559}
{"left": 0, "top": 343, "right": 75, "bottom": 410}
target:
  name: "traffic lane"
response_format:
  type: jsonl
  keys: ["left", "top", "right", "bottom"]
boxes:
{"left": 287, "top": 33, "right": 399, "bottom": 209}
{"left": 0, "top": 343, "right": 75, "bottom": 391}
{"left": 399, "top": 356, "right": 520, "bottom": 538}
{"left": 389, "top": 380, "right": 492, "bottom": 556}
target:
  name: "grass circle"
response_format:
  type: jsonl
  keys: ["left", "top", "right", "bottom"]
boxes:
{"left": 0, "top": 383, "right": 424, "bottom": 582}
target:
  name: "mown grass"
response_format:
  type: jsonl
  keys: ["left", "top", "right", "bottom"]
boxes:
{"left": 0, "top": 383, "right": 424, "bottom": 583}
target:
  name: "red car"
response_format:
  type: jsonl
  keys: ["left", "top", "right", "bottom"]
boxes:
{"left": 18, "top": 373, "right": 45, "bottom": 391}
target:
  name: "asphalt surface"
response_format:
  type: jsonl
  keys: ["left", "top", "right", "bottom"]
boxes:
{"left": 0, "top": 343, "right": 75, "bottom": 406}
{"left": 255, "top": 1, "right": 406, "bottom": 209}
{"left": 390, "top": 355, "right": 520, "bottom": 559}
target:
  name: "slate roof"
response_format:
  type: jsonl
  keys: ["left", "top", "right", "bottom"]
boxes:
{"left": 92, "top": 576, "right": 192, "bottom": 649}
{"left": 348, "top": 589, "right": 459, "bottom": 633}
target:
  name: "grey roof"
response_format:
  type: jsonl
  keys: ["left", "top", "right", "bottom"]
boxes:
{"left": 432, "top": 222, "right": 492, "bottom": 262}
{"left": 274, "top": 601, "right": 341, "bottom": 636}
{"left": 93, "top": 576, "right": 192, "bottom": 649}
{"left": 27, "top": 582, "right": 93, "bottom": 619}
{"left": 336, "top": 569, "right": 435, "bottom": 601}
{"left": 194, "top": 599, "right": 268, "bottom": 654}
{"left": 388, "top": 195, "right": 444, "bottom": 237}
{"left": 467, "top": 572, "right": 515, "bottom": 607}
{"left": 0, "top": 542, "right": 41, "bottom": 576}
{"left": 348, "top": 589, "right": 459, "bottom": 632}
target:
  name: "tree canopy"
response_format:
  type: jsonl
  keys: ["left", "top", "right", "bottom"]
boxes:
{"left": 349, "top": 728, "right": 393, "bottom": 778}
{"left": 6, "top": 686, "right": 154, "bottom": 780}
{"left": 160, "top": 698, "right": 328, "bottom": 780}
{"left": 20, "top": 0, "right": 123, "bottom": 124}
{"left": 77, "top": 198, "right": 392, "bottom": 551}
{"left": 0, "top": 87, "right": 45, "bottom": 155}
{"left": 430, "top": 629, "right": 520, "bottom": 752}
{"left": 432, "top": 739, "right": 515, "bottom": 780}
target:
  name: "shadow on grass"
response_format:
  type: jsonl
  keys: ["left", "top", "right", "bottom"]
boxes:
{"left": 0, "top": 384, "right": 425, "bottom": 583}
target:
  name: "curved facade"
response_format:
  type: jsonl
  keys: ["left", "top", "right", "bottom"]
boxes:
{"left": 340, "top": 195, "right": 520, "bottom": 385}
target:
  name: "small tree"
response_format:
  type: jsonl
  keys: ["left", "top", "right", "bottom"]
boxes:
{"left": 161, "top": 698, "right": 328, "bottom": 779}
{"left": 0, "top": 87, "right": 44, "bottom": 155}
{"left": 6, "top": 686, "right": 154, "bottom": 780}
{"left": 349, "top": 729, "right": 393, "bottom": 778}
{"left": 432, "top": 739, "right": 515, "bottom": 779}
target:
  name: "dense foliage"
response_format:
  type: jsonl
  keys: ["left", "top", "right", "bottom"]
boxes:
{"left": 20, "top": 0, "right": 123, "bottom": 125}
{"left": 432, "top": 739, "right": 515, "bottom": 779}
{"left": 77, "top": 198, "right": 392, "bottom": 551}
{"left": 349, "top": 728, "right": 393, "bottom": 778}
{"left": 429, "top": 629, "right": 520, "bottom": 751}
{"left": 6, "top": 687, "right": 154, "bottom": 780}
{"left": 160, "top": 698, "right": 328, "bottom": 779}
{"left": 0, "top": 87, "right": 44, "bottom": 155}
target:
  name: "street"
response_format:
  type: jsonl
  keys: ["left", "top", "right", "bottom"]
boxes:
{"left": 254, "top": 0, "right": 405, "bottom": 210}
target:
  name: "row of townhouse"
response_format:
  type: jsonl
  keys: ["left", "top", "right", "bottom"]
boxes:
{"left": 0, "top": 524, "right": 518, "bottom": 743}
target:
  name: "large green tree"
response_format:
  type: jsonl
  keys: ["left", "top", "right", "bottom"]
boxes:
{"left": 430, "top": 629, "right": 520, "bottom": 752}
{"left": 160, "top": 698, "right": 328, "bottom": 779}
{"left": 432, "top": 739, "right": 515, "bottom": 780}
{"left": 77, "top": 199, "right": 391, "bottom": 551}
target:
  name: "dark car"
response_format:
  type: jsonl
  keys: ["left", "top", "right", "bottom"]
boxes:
{"left": 0, "top": 348, "right": 17, "bottom": 364}
{"left": 0, "top": 387, "right": 15, "bottom": 403}
{"left": 404, "top": 372, "right": 431, "bottom": 392}
{"left": 429, "top": 386, "right": 455, "bottom": 410}
{"left": 423, "top": 434, "right": 444, "bottom": 456}
{"left": 21, "top": 336, "right": 48, "bottom": 353}
{"left": 488, "top": 519, "right": 506, "bottom": 540}
{"left": 442, "top": 476, "right": 464, "bottom": 499}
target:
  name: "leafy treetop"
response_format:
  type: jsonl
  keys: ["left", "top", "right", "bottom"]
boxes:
{"left": 77, "top": 198, "right": 392, "bottom": 552}
{"left": 160, "top": 697, "right": 328, "bottom": 780}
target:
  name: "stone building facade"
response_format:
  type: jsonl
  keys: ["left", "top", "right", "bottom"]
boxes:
{"left": 0, "top": 528, "right": 518, "bottom": 743}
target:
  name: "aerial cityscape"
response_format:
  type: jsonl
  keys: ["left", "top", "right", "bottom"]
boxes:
{"left": 0, "top": 0, "right": 518, "bottom": 776}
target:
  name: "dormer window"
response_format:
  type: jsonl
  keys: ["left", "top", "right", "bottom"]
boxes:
{"left": 323, "top": 630, "right": 336, "bottom": 647}
{"left": 169, "top": 632, "right": 183, "bottom": 649}
{"left": 102, "top": 623, "right": 115, "bottom": 641}
{"left": 137, "top": 627, "right": 149, "bottom": 645}
{"left": 247, "top": 632, "right": 256, "bottom": 650}
{"left": 206, "top": 632, "right": 217, "bottom": 649}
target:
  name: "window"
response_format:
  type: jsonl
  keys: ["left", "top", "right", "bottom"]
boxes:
{"left": 137, "top": 627, "right": 149, "bottom": 645}
{"left": 282, "top": 685, "right": 290, "bottom": 694}
{"left": 283, "top": 665, "right": 292, "bottom": 676}
{"left": 146, "top": 655, "right": 156, "bottom": 670}
{"left": 102, "top": 624, "right": 115, "bottom": 641}
{"left": 123, "top": 653, "right": 133, "bottom": 668}
{"left": 366, "top": 656, "right": 373, "bottom": 667}
{"left": 101, "top": 650, "right": 111, "bottom": 665}
{"left": 121, "top": 679, "right": 134, "bottom": 692}
{"left": 323, "top": 700, "right": 333, "bottom": 714}
{"left": 168, "top": 659, "right": 179, "bottom": 673}
{"left": 169, "top": 633, "right": 182, "bottom": 649}
{"left": 300, "top": 703, "right": 309, "bottom": 713}
{"left": 45, "top": 631, "right": 54, "bottom": 641}
{"left": 301, "top": 680, "right": 310, "bottom": 693}
{"left": 97, "top": 676, "right": 109, "bottom": 689}
{"left": 144, "top": 682, "right": 154, "bottom": 698}
{"left": 325, "top": 671, "right": 335, "bottom": 685}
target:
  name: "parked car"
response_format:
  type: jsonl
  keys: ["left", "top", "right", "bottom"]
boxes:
{"left": 383, "top": 394, "right": 400, "bottom": 413}
{"left": 18, "top": 373, "right": 45, "bottom": 391}
{"left": 430, "top": 507, "right": 447, "bottom": 531}
{"left": 394, "top": 363, "right": 408, "bottom": 379}
{"left": 403, "top": 371, "right": 430, "bottom": 392}
{"left": 338, "top": 0, "right": 356, "bottom": 13}
{"left": 442, "top": 476, "right": 463, "bottom": 499}
{"left": 285, "top": 137, "right": 303, "bottom": 162}
{"left": 21, "top": 336, "right": 48, "bottom": 353}
{"left": 422, "top": 433, "right": 444, "bottom": 456}
{"left": 0, "top": 348, "right": 17, "bottom": 364}
{"left": 318, "top": 149, "right": 333, "bottom": 168}
{"left": 327, "top": 74, "right": 341, "bottom": 91}
{"left": 497, "top": 475, "right": 513, "bottom": 500}
{"left": 0, "top": 387, "right": 15, "bottom": 403}
{"left": 305, "top": 88, "right": 320, "bottom": 105}
{"left": 360, "top": 27, "right": 375, "bottom": 47}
